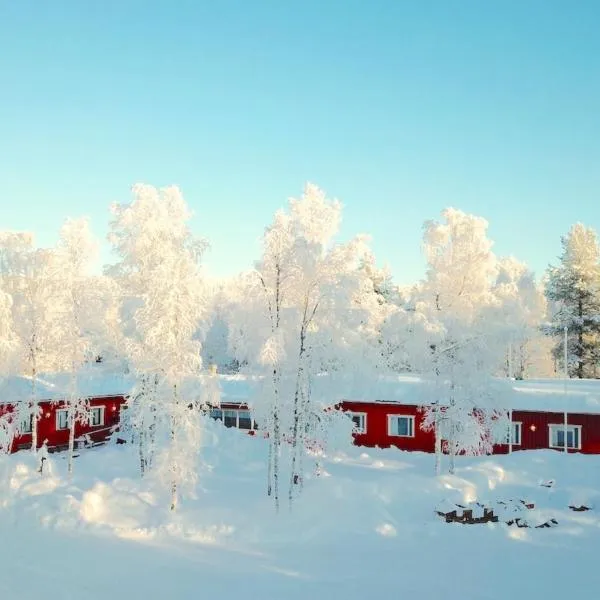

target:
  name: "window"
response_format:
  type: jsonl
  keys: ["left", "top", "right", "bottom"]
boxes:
{"left": 388, "top": 415, "right": 415, "bottom": 437}
{"left": 19, "top": 414, "right": 33, "bottom": 434}
{"left": 211, "top": 407, "right": 256, "bottom": 430}
{"left": 237, "top": 410, "right": 252, "bottom": 430}
{"left": 495, "top": 422, "right": 521, "bottom": 445}
{"left": 511, "top": 422, "right": 522, "bottom": 445}
{"left": 549, "top": 424, "right": 581, "bottom": 450}
{"left": 223, "top": 410, "right": 238, "bottom": 428}
{"left": 89, "top": 407, "right": 105, "bottom": 427}
{"left": 209, "top": 408, "right": 223, "bottom": 421}
{"left": 56, "top": 409, "right": 70, "bottom": 431}
{"left": 348, "top": 412, "right": 367, "bottom": 434}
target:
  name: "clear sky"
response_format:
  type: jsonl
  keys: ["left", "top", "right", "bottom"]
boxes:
{"left": 1, "top": 0, "right": 599, "bottom": 284}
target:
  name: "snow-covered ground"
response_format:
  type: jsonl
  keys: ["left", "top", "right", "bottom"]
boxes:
{"left": 2, "top": 423, "right": 600, "bottom": 600}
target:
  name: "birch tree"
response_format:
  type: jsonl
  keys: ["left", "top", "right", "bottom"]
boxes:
{"left": 55, "top": 217, "right": 100, "bottom": 476}
{"left": 0, "top": 289, "right": 17, "bottom": 453}
{"left": 229, "top": 183, "right": 385, "bottom": 508}
{"left": 415, "top": 208, "right": 509, "bottom": 474}
{"left": 108, "top": 183, "right": 211, "bottom": 510}
{"left": 0, "top": 233, "right": 63, "bottom": 455}
{"left": 492, "top": 257, "right": 548, "bottom": 379}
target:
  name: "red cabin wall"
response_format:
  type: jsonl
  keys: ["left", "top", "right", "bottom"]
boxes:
{"left": 342, "top": 402, "right": 600, "bottom": 456}
{"left": 11, "top": 395, "right": 126, "bottom": 453}
{"left": 494, "top": 410, "right": 600, "bottom": 455}
{"left": 340, "top": 401, "right": 435, "bottom": 453}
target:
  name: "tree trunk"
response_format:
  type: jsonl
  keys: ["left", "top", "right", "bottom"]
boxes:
{"left": 434, "top": 412, "right": 441, "bottom": 476}
{"left": 170, "top": 384, "right": 178, "bottom": 511}
{"left": 138, "top": 375, "right": 147, "bottom": 477}
{"left": 67, "top": 405, "right": 76, "bottom": 477}
{"left": 448, "top": 424, "right": 456, "bottom": 475}
{"left": 30, "top": 363, "right": 38, "bottom": 454}
{"left": 271, "top": 370, "right": 281, "bottom": 513}
{"left": 448, "top": 394, "right": 456, "bottom": 475}
{"left": 147, "top": 376, "right": 158, "bottom": 469}
{"left": 289, "top": 314, "right": 310, "bottom": 507}
{"left": 578, "top": 298, "right": 584, "bottom": 378}
{"left": 138, "top": 414, "right": 146, "bottom": 477}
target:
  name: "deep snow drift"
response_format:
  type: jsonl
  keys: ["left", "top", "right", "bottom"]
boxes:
{"left": 1, "top": 421, "right": 599, "bottom": 600}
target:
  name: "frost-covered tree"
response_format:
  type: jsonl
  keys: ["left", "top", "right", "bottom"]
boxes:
{"left": 492, "top": 257, "right": 548, "bottom": 379}
{"left": 229, "top": 183, "right": 385, "bottom": 508}
{"left": 0, "top": 289, "right": 17, "bottom": 453}
{"left": 200, "top": 282, "right": 240, "bottom": 374}
{"left": 108, "top": 184, "right": 211, "bottom": 510}
{"left": 545, "top": 223, "right": 600, "bottom": 378}
{"left": 414, "top": 208, "right": 509, "bottom": 474}
{"left": 55, "top": 218, "right": 100, "bottom": 476}
{"left": 0, "top": 289, "right": 15, "bottom": 371}
{"left": 0, "top": 233, "right": 63, "bottom": 454}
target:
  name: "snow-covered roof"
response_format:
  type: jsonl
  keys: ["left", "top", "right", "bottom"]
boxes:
{"left": 0, "top": 370, "right": 134, "bottom": 403}
{"left": 2, "top": 369, "right": 599, "bottom": 415}
{"left": 215, "top": 374, "right": 600, "bottom": 415}
{"left": 510, "top": 379, "right": 600, "bottom": 415}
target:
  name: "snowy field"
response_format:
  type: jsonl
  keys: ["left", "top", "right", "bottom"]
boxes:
{"left": 2, "top": 424, "right": 600, "bottom": 600}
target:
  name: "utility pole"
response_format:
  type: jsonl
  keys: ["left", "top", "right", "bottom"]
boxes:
{"left": 563, "top": 326, "right": 568, "bottom": 454}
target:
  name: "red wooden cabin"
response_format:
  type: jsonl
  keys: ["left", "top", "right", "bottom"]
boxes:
{"left": 340, "top": 378, "right": 600, "bottom": 454}
{"left": 0, "top": 374, "right": 128, "bottom": 453}
{"left": 9, "top": 396, "right": 126, "bottom": 453}
{"left": 2, "top": 372, "right": 600, "bottom": 457}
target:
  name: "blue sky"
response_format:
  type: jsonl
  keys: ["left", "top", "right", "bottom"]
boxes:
{"left": 1, "top": 0, "right": 599, "bottom": 284}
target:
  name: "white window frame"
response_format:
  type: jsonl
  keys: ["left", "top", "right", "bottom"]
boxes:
{"left": 218, "top": 407, "right": 256, "bottom": 430}
{"left": 549, "top": 424, "right": 582, "bottom": 450}
{"left": 19, "top": 414, "right": 33, "bottom": 434}
{"left": 89, "top": 406, "right": 105, "bottom": 427}
{"left": 496, "top": 422, "right": 521, "bottom": 445}
{"left": 511, "top": 422, "right": 522, "bottom": 445}
{"left": 56, "top": 409, "right": 70, "bottom": 431}
{"left": 388, "top": 414, "right": 415, "bottom": 438}
{"left": 349, "top": 412, "right": 367, "bottom": 434}
{"left": 237, "top": 409, "right": 253, "bottom": 430}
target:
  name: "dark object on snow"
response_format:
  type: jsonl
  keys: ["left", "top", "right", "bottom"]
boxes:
{"left": 535, "top": 518, "right": 559, "bottom": 528}
{"left": 569, "top": 505, "right": 591, "bottom": 511}
{"left": 437, "top": 505, "right": 498, "bottom": 525}
{"left": 506, "top": 518, "right": 530, "bottom": 528}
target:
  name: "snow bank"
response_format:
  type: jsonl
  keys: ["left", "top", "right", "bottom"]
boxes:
{"left": 1, "top": 424, "right": 600, "bottom": 600}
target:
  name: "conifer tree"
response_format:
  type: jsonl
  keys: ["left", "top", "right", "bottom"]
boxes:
{"left": 545, "top": 223, "right": 600, "bottom": 378}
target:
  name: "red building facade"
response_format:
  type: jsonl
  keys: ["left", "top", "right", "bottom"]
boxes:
{"left": 2, "top": 373, "right": 600, "bottom": 456}
{"left": 1, "top": 395, "right": 126, "bottom": 453}
{"left": 340, "top": 401, "right": 600, "bottom": 454}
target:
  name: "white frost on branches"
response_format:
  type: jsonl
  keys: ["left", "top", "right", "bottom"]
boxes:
{"left": 108, "top": 184, "right": 213, "bottom": 510}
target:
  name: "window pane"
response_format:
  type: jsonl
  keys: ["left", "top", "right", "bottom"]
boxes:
{"left": 58, "top": 411, "right": 68, "bottom": 430}
{"left": 209, "top": 409, "right": 223, "bottom": 421}
{"left": 20, "top": 415, "right": 32, "bottom": 434}
{"left": 556, "top": 429, "right": 564, "bottom": 447}
{"left": 238, "top": 410, "right": 252, "bottom": 430}
{"left": 391, "top": 416, "right": 412, "bottom": 436}
{"left": 90, "top": 408, "right": 103, "bottom": 426}
{"left": 398, "top": 418, "right": 408, "bottom": 436}
{"left": 513, "top": 424, "right": 521, "bottom": 445}
{"left": 351, "top": 414, "right": 365, "bottom": 432}
{"left": 223, "top": 410, "right": 237, "bottom": 428}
